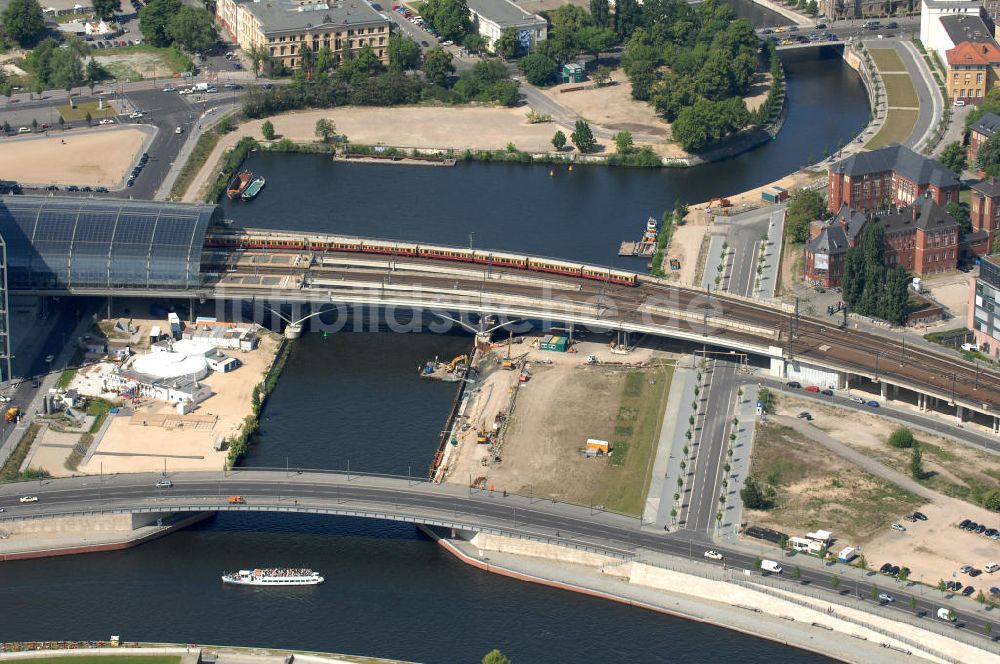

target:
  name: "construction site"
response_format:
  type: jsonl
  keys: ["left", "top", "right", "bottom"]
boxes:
{"left": 437, "top": 329, "right": 675, "bottom": 515}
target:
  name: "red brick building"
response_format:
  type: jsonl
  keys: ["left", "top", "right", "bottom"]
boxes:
{"left": 804, "top": 198, "right": 960, "bottom": 286}
{"left": 968, "top": 112, "right": 1000, "bottom": 169}
{"left": 827, "top": 144, "right": 961, "bottom": 213}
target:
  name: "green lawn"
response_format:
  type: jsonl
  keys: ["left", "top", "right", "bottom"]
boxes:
{"left": 590, "top": 366, "right": 673, "bottom": 515}
{"left": 866, "top": 109, "right": 919, "bottom": 149}
{"left": 17, "top": 657, "right": 180, "bottom": 664}
{"left": 57, "top": 101, "right": 116, "bottom": 122}
{"left": 868, "top": 48, "right": 906, "bottom": 72}
{"left": 882, "top": 73, "right": 919, "bottom": 108}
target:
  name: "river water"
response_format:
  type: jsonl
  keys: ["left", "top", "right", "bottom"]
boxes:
{"left": 1, "top": 21, "right": 861, "bottom": 664}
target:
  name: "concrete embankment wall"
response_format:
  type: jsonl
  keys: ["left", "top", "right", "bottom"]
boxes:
{"left": 0, "top": 513, "right": 135, "bottom": 536}
{"left": 469, "top": 533, "right": 618, "bottom": 568}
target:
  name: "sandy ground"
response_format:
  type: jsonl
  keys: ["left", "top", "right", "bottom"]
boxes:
{"left": 1, "top": 62, "right": 26, "bottom": 77}
{"left": 690, "top": 170, "right": 825, "bottom": 213}
{"left": 183, "top": 106, "right": 577, "bottom": 201}
{"left": 0, "top": 126, "right": 149, "bottom": 187}
{"left": 92, "top": 52, "right": 176, "bottom": 79}
{"left": 24, "top": 429, "right": 82, "bottom": 478}
{"left": 919, "top": 271, "right": 973, "bottom": 325}
{"left": 772, "top": 394, "right": 1000, "bottom": 587}
{"left": 664, "top": 217, "right": 710, "bottom": 286}
{"left": 542, "top": 78, "right": 673, "bottom": 138}
{"left": 444, "top": 334, "right": 669, "bottom": 504}
{"left": 77, "top": 333, "right": 280, "bottom": 474}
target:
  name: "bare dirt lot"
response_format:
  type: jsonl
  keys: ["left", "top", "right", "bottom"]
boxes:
{"left": 767, "top": 394, "right": 1000, "bottom": 590}
{"left": 541, "top": 78, "right": 673, "bottom": 139}
{"left": 77, "top": 333, "right": 280, "bottom": 474}
{"left": 0, "top": 126, "right": 148, "bottom": 187}
{"left": 919, "top": 271, "right": 973, "bottom": 325}
{"left": 444, "top": 335, "right": 673, "bottom": 514}
{"left": 744, "top": 421, "right": 923, "bottom": 547}
{"left": 664, "top": 218, "right": 710, "bottom": 286}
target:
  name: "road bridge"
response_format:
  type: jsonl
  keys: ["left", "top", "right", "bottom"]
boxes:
{"left": 1, "top": 469, "right": 997, "bottom": 654}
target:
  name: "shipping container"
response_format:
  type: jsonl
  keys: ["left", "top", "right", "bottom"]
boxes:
{"left": 539, "top": 335, "right": 568, "bottom": 352}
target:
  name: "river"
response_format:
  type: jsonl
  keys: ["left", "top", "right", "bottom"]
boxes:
{"left": 1, "top": 17, "right": 863, "bottom": 664}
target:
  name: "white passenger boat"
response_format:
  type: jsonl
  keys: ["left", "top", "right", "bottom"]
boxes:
{"left": 221, "top": 568, "right": 324, "bottom": 586}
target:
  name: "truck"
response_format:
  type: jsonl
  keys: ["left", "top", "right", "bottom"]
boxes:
{"left": 192, "top": 83, "right": 210, "bottom": 92}
{"left": 761, "top": 559, "right": 783, "bottom": 574}
{"left": 4, "top": 406, "right": 17, "bottom": 422}
{"left": 227, "top": 495, "right": 246, "bottom": 504}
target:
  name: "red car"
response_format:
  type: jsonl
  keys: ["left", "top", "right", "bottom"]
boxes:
{"left": 804, "top": 386, "right": 821, "bottom": 393}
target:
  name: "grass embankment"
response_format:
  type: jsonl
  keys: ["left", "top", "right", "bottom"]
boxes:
{"left": 226, "top": 339, "right": 291, "bottom": 467}
{"left": 746, "top": 422, "right": 922, "bottom": 544}
{"left": 590, "top": 366, "right": 673, "bottom": 515}
{"left": 19, "top": 657, "right": 181, "bottom": 664}
{"left": 0, "top": 423, "right": 45, "bottom": 482}
{"left": 864, "top": 49, "right": 920, "bottom": 150}
{"left": 57, "top": 101, "right": 116, "bottom": 122}
{"left": 882, "top": 75, "right": 919, "bottom": 108}
{"left": 168, "top": 130, "right": 221, "bottom": 200}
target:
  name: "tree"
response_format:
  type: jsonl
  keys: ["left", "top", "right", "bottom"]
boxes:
{"left": 757, "top": 387, "right": 774, "bottom": 413}
{"left": 493, "top": 28, "right": 520, "bottom": 60}
{"left": 519, "top": 52, "right": 557, "bottom": 86}
{"left": 910, "top": 443, "right": 924, "bottom": 480}
{"left": 140, "top": 0, "right": 183, "bottom": 47}
{"left": 785, "top": 189, "right": 827, "bottom": 243}
{"left": 551, "top": 130, "right": 566, "bottom": 150}
{"left": 977, "top": 132, "right": 1000, "bottom": 177}
{"left": 831, "top": 575, "right": 840, "bottom": 590}
{"left": 84, "top": 111, "right": 91, "bottom": 125}
{"left": 614, "top": 0, "right": 642, "bottom": 41}
{"left": 422, "top": 47, "right": 454, "bottom": 87}
{"left": 247, "top": 44, "right": 270, "bottom": 77}
{"left": 740, "top": 476, "right": 772, "bottom": 509}
{"left": 422, "top": 0, "right": 473, "bottom": 43}
{"left": 792, "top": 565, "right": 801, "bottom": 581}
{"left": 909, "top": 596, "right": 917, "bottom": 612}
{"left": 614, "top": 130, "right": 633, "bottom": 155}
{"left": 48, "top": 49, "right": 84, "bottom": 94}
{"left": 946, "top": 201, "right": 972, "bottom": 235}
{"left": 314, "top": 118, "right": 336, "bottom": 143}
{"left": 938, "top": 579, "right": 947, "bottom": 594}
{"left": 462, "top": 33, "right": 487, "bottom": 55}
{"left": 939, "top": 141, "right": 967, "bottom": 174}
{"left": 590, "top": 0, "right": 610, "bottom": 27}
{"left": 1, "top": 0, "right": 45, "bottom": 47}
{"left": 92, "top": 0, "right": 121, "bottom": 19}
{"left": 887, "top": 427, "right": 914, "bottom": 449}
{"left": 593, "top": 65, "right": 612, "bottom": 87}
{"left": 481, "top": 650, "right": 510, "bottom": 664}
{"left": 978, "top": 589, "right": 987, "bottom": 608}
{"left": 167, "top": 6, "right": 217, "bottom": 53}
{"left": 571, "top": 119, "right": 596, "bottom": 153}
{"left": 985, "top": 488, "right": 1000, "bottom": 511}
{"left": 388, "top": 34, "right": 422, "bottom": 71}
{"left": 806, "top": 0, "right": 819, "bottom": 14}
{"left": 261, "top": 120, "right": 275, "bottom": 140}
{"left": 871, "top": 584, "right": 880, "bottom": 601}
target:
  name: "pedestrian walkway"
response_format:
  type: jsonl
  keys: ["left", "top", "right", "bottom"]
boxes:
{"left": 644, "top": 355, "right": 697, "bottom": 529}
{"left": 701, "top": 235, "right": 729, "bottom": 291}
{"left": 755, "top": 209, "right": 785, "bottom": 299}
{"left": 716, "top": 382, "right": 760, "bottom": 541}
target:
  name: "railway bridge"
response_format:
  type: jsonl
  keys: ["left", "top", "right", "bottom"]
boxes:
{"left": 0, "top": 197, "right": 999, "bottom": 430}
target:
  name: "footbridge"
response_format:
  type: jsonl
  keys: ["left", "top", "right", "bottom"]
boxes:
{"left": 0, "top": 197, "right": 997, "bottom": 428}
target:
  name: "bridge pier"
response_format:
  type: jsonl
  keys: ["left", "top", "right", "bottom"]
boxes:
{"left": 880, "top": 381, "right": 887, "bottom": 400}
{"left": 956, "top": 404, "right": 964, "bottom": 426}
{"left": 284, "top": 322, "right": 303, "bottom": 340}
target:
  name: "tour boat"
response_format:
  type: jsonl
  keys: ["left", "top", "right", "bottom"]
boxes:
{"left": 226, "top": 170, "right": 253, "bottom": 199}
{"left": 221, "top": 568, "right": 324, "bottom": 586}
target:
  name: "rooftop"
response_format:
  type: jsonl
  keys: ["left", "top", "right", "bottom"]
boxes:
{"left": 972, "top": 176, "right": 1000, "bottom": 197}
{"left": 941, "top": 14, "right": 998, "bottom": 47}
{"left": 830, "top": 144, "right": 960, "bottom": 189}
{"left": 466, "top": 0, "right": 545, "bottom": 28}
{"left": 238, "top": 0, "right": 388, "bottom": 34}
{"left": 946, "top": 40, "right": 1000, "bottom": 65}
{"left": 970, "top": 112, "right": 1000, "bottom": 138}
{"left": 806, "top": 223, "right": 849, "bottom": 256}
{"left": 831, "top": 204, "right": 867, "bottom": 243}
{"left": 871, "top": 197, "right": 959, "bottom": 235}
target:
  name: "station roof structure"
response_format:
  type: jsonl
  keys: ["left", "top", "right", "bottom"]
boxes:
{"left": 0, "top": 196, "right": 220, "bottom": 291}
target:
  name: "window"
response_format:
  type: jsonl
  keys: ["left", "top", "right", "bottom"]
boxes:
{"left": 978, "top": 72, "right": 984, "bottom": 83}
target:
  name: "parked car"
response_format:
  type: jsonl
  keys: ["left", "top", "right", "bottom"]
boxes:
{"left": 786, "top": 381, "right": 801, "bottom": 388}
{"left": 815, "top": 23, "right": 827, "bottom": 29}
{"left": 913, "top": 511, "right": 928, "bottom": 521}
{"left": 955, "top": 100, "right": 967, "bottom": 107}
{"left": 156, "top": 479, "right": 173, "bottom": 488}
{"left": 704, "top": 550, "right": 723, "bottom": 560}
{"left": 960, "top": 519, "right": 972, "bottom": 529}
{"left": 970, "top": 569, "right": 983, "bottom": 577}
{"left": 804, "top": 386, "right": 820, "bottom": 393}
{"left": 889, "top": 565, "right": 900, "bottom": 576}
{"left": 891, "top": 523, "right": 906, "bottom": 532}
{"left": 866, "top": 400, "right": 880, "bottom": 408}
{"left": 797, "top": 411, "right": 813, "bottom": 420}
{"left": 95, "top": 186, "right": 108, "bottom": 193}
{"left": 175, "top": 126, "right": 184, "bottom": 134}
{"left": 879, "top": 563, "right": 893, "bottom": 574}
{"left": 961, "top": 564, "right": 973, "bottom": 574}
{"left": 19, "top": 496, "right": 38, "bottom": 503}
{"left": 162, "top": 86, "right": 176, "bottom": 92}
{"left": 903, "top": 514, "right": 917, "bottom": 522}
{"left": 850, "top": 396, "right": 865, "bottom": 404}
{"left": 128, "top": 111, "right": 144, "bottom": 119}
{"left": 821, "top": 389, "right": 834, "bottom": 396}
{"left": 963, "top": 586, "right": 976, "bottom": 596}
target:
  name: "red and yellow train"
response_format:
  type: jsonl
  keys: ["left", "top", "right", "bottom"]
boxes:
{"left": 205, "top": 229, "right": 639, "bottom": 286}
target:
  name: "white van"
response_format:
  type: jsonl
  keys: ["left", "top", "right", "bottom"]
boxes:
{"left": 761, "top": 559, "right": 783, "bottom": 574}
{"left": 937, "top": 607, "right": 955, "bottom": 621}
{"left": 985, "top": 562, "right": 999, "bottom": 573}
{"left": 961, "top": 342, "right": 979, "bottom": 352}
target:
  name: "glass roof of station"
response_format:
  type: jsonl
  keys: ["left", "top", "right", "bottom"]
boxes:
{"left": 0, "top": 197, "right": 220, "bottom": 290}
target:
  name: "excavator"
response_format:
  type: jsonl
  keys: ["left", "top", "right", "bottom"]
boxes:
{"left": 500, "top": 331, "right": 515, "bottom": 370}
{"left": 446, "top": 354, "right": 468, "bottom": 372}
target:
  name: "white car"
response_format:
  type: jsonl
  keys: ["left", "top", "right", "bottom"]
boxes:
{"left": 156, "top": 479, "right": 173, "bottom": 488}
{"left": 162, "top": 86, "right": 176, "bottom": 92}
{"left": 128, "top": 112, "right": 144, "bottom": 119}
{"left": 178, "top": 88, "right": 193, "bottom": 95}
{"left": 0, "top": 507, "right": 5, "bottom": 512}
{"left": 99, "top": 118, "right": 115, "bottom": 125}
{"left": 704, "top": 550, "right": 724, "bottom": 560}
{"left": 19, "top": 496, "right": 38, "bottom": 503}
{"left": 850, "top": 396, "right": 866, "bottom": 404}
{"left": 878, "top": 592, "right": 895, "bottom": 603}
{"left": 891, "top": 522, "right": 906, "bottom": 532}
{"left": 955, "top": 99, "right": 966, "bottom": 107}
{"left": 175, "top": 126, "right": 184, "bottom": 134}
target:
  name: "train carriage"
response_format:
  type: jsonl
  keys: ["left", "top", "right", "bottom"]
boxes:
{"left": 419, "top": 245, "right": 476, "bottom": 262}
{"left": 488, "top": 251, "right": 528, "bottom": 268}
{"left": 527, "top": 257, "right": 585, "bottom": 278}
{"left": 362, "top": 239, "right": 418, "bottom": 256}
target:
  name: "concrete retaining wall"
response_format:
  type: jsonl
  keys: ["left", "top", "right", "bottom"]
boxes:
{"left": 0, "top": 513, "right": 134, "bottom": 537}
{"left": 469, "top": 532, "right": 617, "bottom": 567}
